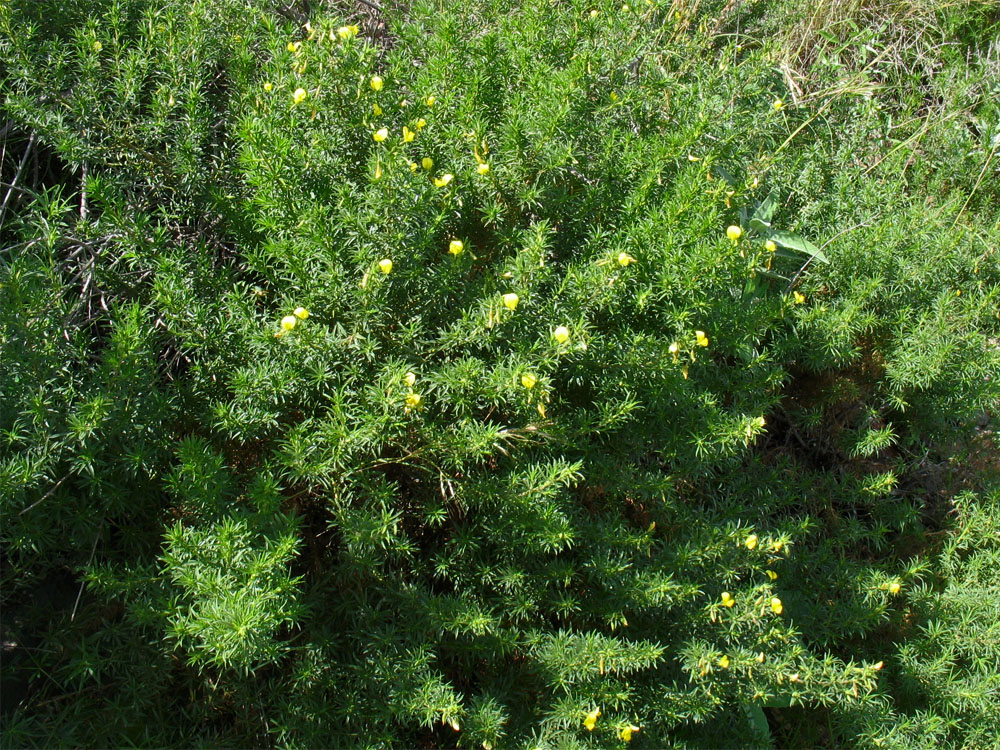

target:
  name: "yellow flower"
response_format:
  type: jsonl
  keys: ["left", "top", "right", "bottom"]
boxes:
{"left": 793, "top": 291, "right": 806, "bottom": 305}
{"left": 416, "top": 117, "right": 427, "bottom": 130}
{"left": 726, "top": 225, "right": 743, "bottom": 242}
{"left": 619, "top": 725, "right": 640, "bottom": 742}
{"left": 349, "top": 25, "right": 359, "bottom": 35}
{"left": 770, "top": 597, "right": 783, "bottom": 615}
{"left": 405, "top": 392, "right": 422, "bottom": 408}
{"left": 292, "top": 87, "right": 307, "bottom": 104}
{"left": 888, "top": 581, "right": 901, "bottom": 595}
{"left": 583, "top": 708, "right": 600, "bottom": 731}
{"left": 425, "top": 95, "right": 436, "bottom": 107}
{"left": 449, "top": 239, "right": 464, "bottom": 256}
{"left": 280, "top": 315, "right": 297, "bottom": 331}
{"left": 622, "top": 3, "right": 630, "bottom": 11}
{"left": 771, "top": 540, "right": 783, "bottom": 553}
{"left": 521, "top": 373, "right": 537, "bottom": 389}
{"left": 402, "top": 126, "right": 415, "bottom": 142}
{"left": 405, "top": 372, "right": 417, "bottom": 387}
{"left": 422, "top": 156, "right": 434, "bottom": 171}
{"left": 373, "top": 128, "right": 389, "bottom": 142}
{"left": 378, "top": 258, "right": 393, "bottom": 274}
{"left": 765, "top": 239, "right": 777, "bottom": 252}
{"left": 370, "top": 75, "right": 384, "bottom": 91}
{"left": 617, "top": 252, "right": 637, "bottom": 267}
{"left": 336, "top": 25, "right": 357, "bottom": 40}
{"left": 373, "top": 102, "right": 383, "bottom": 116}
{"left": 718, "top": 655, "right": 730, "bottom": 669}
{"left": 263, "top": 81, "right": 273, "bottom": 92}
{"left": 93, "top": 40, "right": 103, "bottom": 52}
{"left": 502, "top": 293, "right": 520, "bottom": 310}
{"left": 434, "top": 173, "right": 454, "bottom": 187}
{"left": 773, "top": 97, "right": 784, "bottom": 111}
{"left": 476, "top": 163, "right": 490, "bottom": 175}
{"left": 409, "top": 161, "right": 418, "bottom": 172}
{"left": 766, "top": 570, "right": 778, "bottom": 581}
{"left": 590, "top": 9, "right": 599, "bottom": 17}
{"left": 695, "top": 330, "right": 709, "bottom": 347}
{"left": 745, "top": 534, "right": 758, "bottom": 550}
{"left": 287, "top": 41, "right": 301, "bottom": 53}
{"left": 757, "top": 652, "right": 766, "bottom": 663}
{"left": 553, "top": 326, "right": 570, "bottom": 344}
{"left": 720, "top": 591, "right": 735, "bottom": 608}
{"left": 293, "top": 307, "right": 309, "bottom": 320}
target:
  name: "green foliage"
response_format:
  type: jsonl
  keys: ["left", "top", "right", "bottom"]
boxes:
{"left": 2, "top": 0, "right": 999, "bottom": 747}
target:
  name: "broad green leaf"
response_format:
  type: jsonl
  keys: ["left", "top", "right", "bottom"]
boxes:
{"left": 751, "top": 191, "right": 779, "bottom": 224}
{"left": 770, "top": 230, "right": 829, "bottom": 264}
{"left": 743, "top": 705, "right": 773, "bottom": 745}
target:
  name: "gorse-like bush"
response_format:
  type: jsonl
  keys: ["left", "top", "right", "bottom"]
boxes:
{"left": 2, "top": 0, "right": 999, "bottom": 747}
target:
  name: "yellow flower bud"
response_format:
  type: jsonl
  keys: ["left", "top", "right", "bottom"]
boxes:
{"left": 405, "top": 392, "right": 422, "bottom": 408}
{"left": 448, "top": 239, "right": 464, "bottom": 255}
{"left": 521, "top": 373, "right": 537, "bottom": 389}
{"left": 373, "top": 102, "right": 383, "bottom": 116}
{"left": 553, "top": 326, "right": 570, "bottom": 344}
{"left": 590, "top": 9, "right": 599, "bottom": 17}
{"left": 370, "top": 75, "right": 384, "bottom": 91}
{"left": 373, "top": 128, "right": 389, "bottom": 142}
{"left": 421, "top": 157, "right": 434, "bottom": 170}
{"left": 888, "top": 581, "right": 901, "bottom": 595}
{"left": 425, "top": 95, "right": 436, "bottom": 107}
{"left": 766, "top": 570, "right": 778, "bottom": 581}
{"left": 765, "top": 239, "right": 777, "bottom": 252}
{"left": 718, "top": 655, "right": 730, "bottom": 669}
{"left": 502, "top": 293, "right": 519, "bottom": 310}
{"left": 745, "top": 534, "right": 758, "bottom": 550}
{"left": 416, "top": 117, "right": 427, "bottom": 130}
{"left": 378, "top": 258, "right": 393, "bottom": 274}
{"left": 93, "top": 40, "right": 103, "bottom": 52}
{"left": 721, "top": 591, "right": 735, "bottom": 608}
{"left": 292, "top": 88, "right": 307, "bottom": 104}
{"left": 405, "top": 372, "right": 417, "bottom": 387}
{"left": 409, "top": 161, "right": 418, "bottom": 172}
{"left": 293, "top": 307, "right": 309, "bottom": 320}
{"left": 617, "top": 252, "right": 637, "bottom": 266}
{"left": 263, "top": 82, "right": 273, "bottom": 92}
{"left": 280, "top": 315, "right": 297, "bottom": 331}
{"left": 773, "top": 97, "right": 784, "bottom": 111}
{"left": 726, "top": 225, "right": 743, "bottom": 242}
{"left": 476, "top": 163, "right": 490, "bottom": 175}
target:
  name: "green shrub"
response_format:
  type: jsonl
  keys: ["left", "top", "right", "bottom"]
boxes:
{"left": 2, "top": 0, "right": 998, "bottom": 747}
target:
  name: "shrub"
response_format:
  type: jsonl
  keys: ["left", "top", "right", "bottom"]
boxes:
{"left": 2, "top": 0, "right": 998, "bottom": 747}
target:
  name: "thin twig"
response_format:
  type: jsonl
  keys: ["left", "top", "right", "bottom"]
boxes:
{"left": 70, "top": 529, "right": 101, "bottom": 622}
{"left": 80, "top": 163, "right": 88, "bottom": 221}
{"left": 785, "top": 220, "right": 871, "bottom": 293}
{"left": 0, "top": 131, "right": 36, "bottom": 232}
{"left": 19, "top": 474, "right": 69, "bottom": 515}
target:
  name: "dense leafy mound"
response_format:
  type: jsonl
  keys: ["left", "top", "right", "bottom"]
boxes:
{"left": 2, "top": 0, "right": 998, "bottom": 747}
